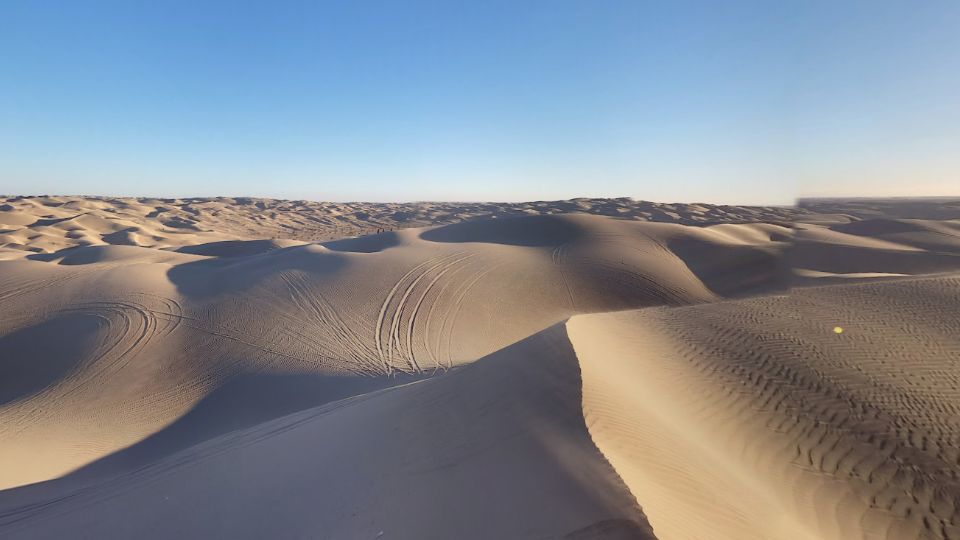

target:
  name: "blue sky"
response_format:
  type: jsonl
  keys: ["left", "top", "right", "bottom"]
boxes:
{"left": 1, "top": 1, "right": 957, "bottom": 204}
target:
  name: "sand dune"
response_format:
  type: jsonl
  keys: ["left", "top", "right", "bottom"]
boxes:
{"left": 798, "top": 197, "right": 960, "bottom": 221}
{"left": 1, "top": 196, "right": 959, "bottom": 539}
{"left": 572, "top": 275, "right": 960, "bottom": 540}
{"left": 791, "top": 213, "right": 960, "bottom": 285}
{"left": 0, "top": 211, "right": 790, "bottom": 489}
{"left": 0, "top": 324, "right": 656, "bottom": 540}
{"left": 0, "top": 195, "right": 802, "bottom": 254}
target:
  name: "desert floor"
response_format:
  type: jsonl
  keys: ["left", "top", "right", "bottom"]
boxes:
{"left": 1, "top": 196, "right": 959, "bottom": 539}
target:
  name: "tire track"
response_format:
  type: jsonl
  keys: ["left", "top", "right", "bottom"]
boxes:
{"left": 421, "top": 256, "right": 480, "bottom": 370}
{"left": 279, "top": 272, "right": 380, "bottom": 373}
{"left": 1, "top": 299, "right": 159, "bottom": 437}
{"left": 403, "top": 253, "right": 476, "bottom": 372}
{"left": 374, "top": 253, "right": 463, "bottom": 374}
{"left": 387, "top": 252, "right": 470, "bottom": 373}
{"left": 440, "top": 260, "right": 508, "bottom": 368}
{"left": 550, "top": 242, "right": 578, "bottom": 310}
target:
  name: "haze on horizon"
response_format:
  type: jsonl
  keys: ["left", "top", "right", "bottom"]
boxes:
{"left": 2, "top": 1, "right": 958, "bottom": 205}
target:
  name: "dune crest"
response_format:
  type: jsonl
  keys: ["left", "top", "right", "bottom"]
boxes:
{"left": 0, "top": 324, "right": 658, "bottom": 540}
{"left": 570, "top": 276, "right": 960, "bottom": 540}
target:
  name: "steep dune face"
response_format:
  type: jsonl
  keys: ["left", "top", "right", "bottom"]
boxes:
{"left": 0, "top": 214, "right": 790, "bottom": 489}
{"left": 570, "top": 275, "right": 960, "bottom": 540}
{"left": 0, "top": 325, "right": 655, "bottom": 540}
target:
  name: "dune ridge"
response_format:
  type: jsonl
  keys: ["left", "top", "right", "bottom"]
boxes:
{"left": 0, "top": 323, "right": 659, "bottom": 540}
{"left": 571, "top": 275, "right": 960, "bottom": 540}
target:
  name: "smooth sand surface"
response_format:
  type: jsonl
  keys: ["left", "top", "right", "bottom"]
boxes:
{"left": 1, "top": 196, "right": 959, "bottom": 539}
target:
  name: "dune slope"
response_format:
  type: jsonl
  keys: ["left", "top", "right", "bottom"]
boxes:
{"left": 0, "top": 324, "right": 655, "bottom": 540}
{"left": 570, "top": 275, "right": 960, "bottom": 540}
{"left": 0, "top": 214, "right": 791, "bottom": 489}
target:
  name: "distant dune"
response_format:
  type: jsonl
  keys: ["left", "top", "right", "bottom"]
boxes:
{"left": 0, "top": 195, "right": 802, "bottom": 253}
{"left": 1, "top": 196, "right": 959, "bottom": 539}
{"left": 798, "top": 197, "right": 960, "bottom": 221}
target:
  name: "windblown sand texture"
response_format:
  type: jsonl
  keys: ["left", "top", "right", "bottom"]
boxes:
{"left": 1, "top": 196, "right": 958, "bottom": 539}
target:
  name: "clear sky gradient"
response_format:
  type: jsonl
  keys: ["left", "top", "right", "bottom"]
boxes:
{"left": 2, "top": 1, "right": 958, "bottom": 204}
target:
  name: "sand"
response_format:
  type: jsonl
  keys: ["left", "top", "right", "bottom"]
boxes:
{"left": 0, "top": 195, "right": 958, "bottom": 539}
{"left": 572, "top": 276, "right": 960, "bottom": 539}
{"left": 0, "top": 195, "right": 801, "bottom": 253}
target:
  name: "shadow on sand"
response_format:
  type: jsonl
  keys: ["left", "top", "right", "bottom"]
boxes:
{"left": 166, "top": 244, "right": 349, "bottom": 298}
{"left": 4, "top": 371, "right": 426, "bottom": 495}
